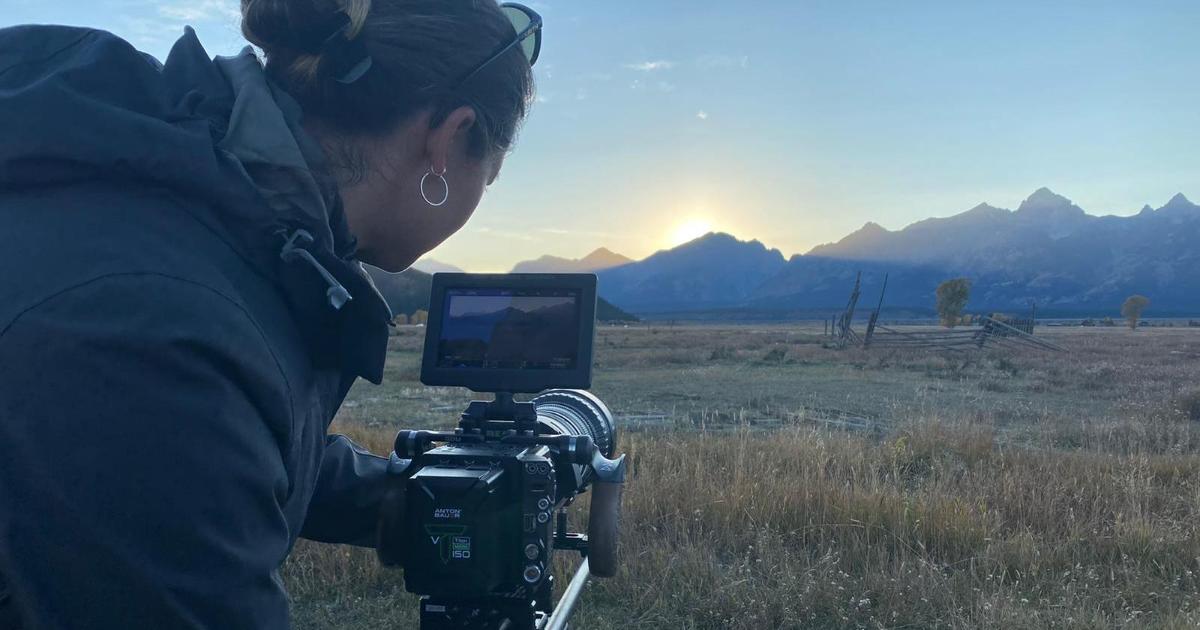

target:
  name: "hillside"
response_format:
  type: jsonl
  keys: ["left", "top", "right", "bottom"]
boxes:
{"left": 511, "top": 247, "right": 633, "bottom": 274}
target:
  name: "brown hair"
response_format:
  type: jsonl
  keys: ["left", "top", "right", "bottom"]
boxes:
{"left": 241, "top": 0, "right": 534, "bottom": 161}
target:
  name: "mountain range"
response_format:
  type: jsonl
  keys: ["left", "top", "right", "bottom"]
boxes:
{"left": 416, "top": 247, "right": 633, "bottom": 276}
{"left": 589, "top": 188, "right": 1200, "bottom": 317}
{"left": 510, "top": 247, "right": 633, "bottom": 274}
{"left": 404, "top": 188, "right": 1200, "bottom": 318}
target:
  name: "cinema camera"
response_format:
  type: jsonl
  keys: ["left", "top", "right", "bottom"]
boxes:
{"left": 376, "top": 273, "right": 626, "bottom": 630}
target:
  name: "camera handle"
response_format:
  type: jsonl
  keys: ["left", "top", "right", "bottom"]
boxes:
{"left": 584, "top": 449, "right": 625, "bottom": 577}
{"left": 375, "top": 452, "right": 413, "bottom": 568}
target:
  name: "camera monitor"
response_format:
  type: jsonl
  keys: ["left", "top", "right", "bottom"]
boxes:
{"left": 420, "top": 273, "right": 597, "bottom": 393}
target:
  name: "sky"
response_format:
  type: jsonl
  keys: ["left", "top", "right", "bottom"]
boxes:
{"left": 4, "top": 1, "right": 1199, "bottom": 271}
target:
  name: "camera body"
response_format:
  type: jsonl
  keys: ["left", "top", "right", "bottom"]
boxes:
{"left": 377, "top": 274, "right": 625, "bottom": 630}
{"left": 403, "top": 441, "right": 554, "bottom": 596}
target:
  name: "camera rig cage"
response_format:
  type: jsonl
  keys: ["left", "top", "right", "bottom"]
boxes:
{"left": 377, "top": 273, "right": 626, "bottom": 630}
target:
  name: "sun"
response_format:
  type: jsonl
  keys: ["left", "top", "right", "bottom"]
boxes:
{"left": 668, "top": 219, "right": 713, "bottom": 247}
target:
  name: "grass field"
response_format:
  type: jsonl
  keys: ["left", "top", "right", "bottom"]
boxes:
{"left": 285, "top": 325, "right": 1200, "bottom": 629}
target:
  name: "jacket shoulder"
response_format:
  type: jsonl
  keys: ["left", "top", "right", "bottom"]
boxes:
{"left": 0, "top": 184, "right": 270, "bottom": 332}
{"left": 0, "top": 25, "right": 160, "bottom": 74}
{"left": 0, "top": 269, "right": 295, "bottom": 447}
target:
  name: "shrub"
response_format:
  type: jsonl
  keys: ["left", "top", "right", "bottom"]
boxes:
{"left": 1121, "top": 295, "right": 1150, "bottom": 330}
{"left": 936, "top": 278, "right": 972, "bottom": 327}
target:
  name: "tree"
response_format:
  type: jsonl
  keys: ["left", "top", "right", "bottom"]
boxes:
{"left": 393, "top": 313, "right": 409, "bottom": 326}
{"left": 411, "top": 309, "right": 429, "bottom": 326}
{"left": 935, "top": 278, "right": 972, "bottom": 328}
{"left": 1121, "top": 295, "right": 1150, "bottom": 330}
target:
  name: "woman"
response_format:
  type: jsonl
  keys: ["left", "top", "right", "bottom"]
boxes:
{"left": 0, "top": 0, "right": 539, "bottom": 627}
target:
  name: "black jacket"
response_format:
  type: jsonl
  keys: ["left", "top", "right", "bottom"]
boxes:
{"left": 0, "top": 26, "right": 396, "bottom": 629}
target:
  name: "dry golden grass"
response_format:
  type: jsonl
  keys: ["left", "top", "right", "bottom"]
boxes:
{"left": 287, "top": 325, "right": 1200, "bottom": 629}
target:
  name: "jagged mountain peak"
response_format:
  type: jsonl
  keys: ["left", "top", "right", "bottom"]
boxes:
{"left": 682, "top": 231, "right": 767, "bottom": 249}
{"left": 1164, "top": 192, "right": 1194, "bottom": 209}
{"left": 579, "top": 247, "right": 632, "bottom": 266}
{"left": 596, "top": 231, "right": 787, "bottom": 312}
{"left": 1154, "top": 192, "right": 1199, "bottom": 218}
{"left": 691, "top": 231, "right": 731, "bottom": 243}
{"left": 807, "top": 222, "right": 892, "bottom": 258}
{"left": 585, "top": 246, "right": 620, "bottom": 258}
{"left": 664, "top": 231, "right": 785, "bottom": 262}
{"left": 1017, "top": 187, "right": 1077, "bottom": 213}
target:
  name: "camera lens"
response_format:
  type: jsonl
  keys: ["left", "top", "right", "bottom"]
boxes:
{"left": 531, "top": 390, "right": 617, "bottom": 458}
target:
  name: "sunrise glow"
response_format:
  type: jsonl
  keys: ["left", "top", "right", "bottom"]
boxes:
{"left": 668, "top": 219, "right": 713, "bottom": 247}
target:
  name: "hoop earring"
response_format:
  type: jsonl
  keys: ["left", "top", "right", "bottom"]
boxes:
{"left": 420, "top": 166, "right": 449, "bottom": 207}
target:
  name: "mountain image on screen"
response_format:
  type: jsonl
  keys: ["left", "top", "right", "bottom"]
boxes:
{"left": 438, "top": 295, "right": 579, "bottom": 370}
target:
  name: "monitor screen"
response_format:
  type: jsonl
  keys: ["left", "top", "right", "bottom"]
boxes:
{"left": 421, "top": 273, "right": 596, "bottom": 392}
{"left": 436, "top": 288, "right": 582, "bottom": 371}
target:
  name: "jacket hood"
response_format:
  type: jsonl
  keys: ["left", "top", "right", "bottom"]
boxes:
{"left": 0, "top": 25, "right": 391, "bottom": 383}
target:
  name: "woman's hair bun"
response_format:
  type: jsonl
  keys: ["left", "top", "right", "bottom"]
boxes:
{"left": 241, "top": 0, "right": 335, "bottom": 54}
{"left": 242, "top": 0, "right": 534, "bottom": 163}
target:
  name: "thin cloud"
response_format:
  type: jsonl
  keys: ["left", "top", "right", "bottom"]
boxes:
{"left": 158, "top": 0, "right": 240, "bottom": 22}
{"left": 119, "top": 16, "right": 177, "bottom": 49}
{"left": 118, "top": 0, "right": 241, "bottom": 51}
{"left": 624, "top": 60, "right": 676, "bottom": 72}
{"left": 538, "top": 227, "right": 618, "bottom": 238}
{"left": 697, "top": 110, "right": 709, "bottom": 120}
{"left": 474, "top": 226, "right": 538, "bottom": 242}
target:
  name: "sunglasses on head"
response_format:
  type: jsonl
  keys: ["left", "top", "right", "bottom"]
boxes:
{"left": 451, "top": 2, "right": 543, "bottom": 89}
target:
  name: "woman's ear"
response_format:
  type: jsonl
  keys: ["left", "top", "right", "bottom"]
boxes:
{"left": 425, "top": 106, "right": 478, "bottom": 173}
